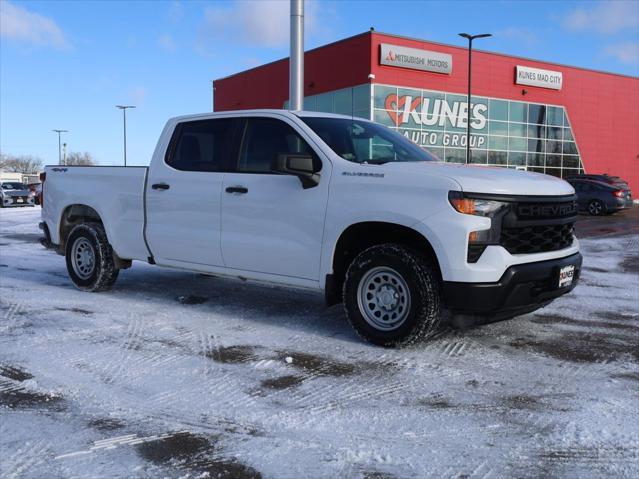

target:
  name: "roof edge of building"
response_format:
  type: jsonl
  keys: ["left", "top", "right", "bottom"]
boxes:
{"left": 215, "top": 29, "right": 638, "bottom": 84}
{"left": 371, "top": 31, "right": 639, "bottom": 81}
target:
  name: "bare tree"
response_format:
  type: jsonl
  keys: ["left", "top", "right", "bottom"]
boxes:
{"left": 0, "top": 154, "right": 43, "bottom": 174}
{"left": 65, "top": 151, "right": 97, "bottom": 166}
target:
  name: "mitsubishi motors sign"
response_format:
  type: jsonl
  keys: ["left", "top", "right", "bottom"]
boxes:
{"left": 380, "top": 43, "right": 452, "bottom": 74}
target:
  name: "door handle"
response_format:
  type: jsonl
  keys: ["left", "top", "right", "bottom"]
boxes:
{"left": 151, "top": 183, "right": 170, "bottom": 190}
{"left": 225, "top": 186, "right": 248, "bottom": 194}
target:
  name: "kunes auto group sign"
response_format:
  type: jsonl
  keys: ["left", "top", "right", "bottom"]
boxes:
{"left": 384, "top": 93, "right": 488, "bottom": 148}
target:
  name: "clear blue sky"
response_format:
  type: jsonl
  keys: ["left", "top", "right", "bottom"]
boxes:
{"left": 1, "top": 0, "right": 638, "bottom": 166}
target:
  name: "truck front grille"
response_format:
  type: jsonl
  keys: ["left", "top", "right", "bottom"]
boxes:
{"left": 501, "top": 222, "right": 575, "bottom": 255}
{"left": 463, "top": 194, "right": 578, "bottom": 263}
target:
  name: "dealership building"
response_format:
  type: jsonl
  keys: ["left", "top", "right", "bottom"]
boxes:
{"left": 214, "top": 30, "right": 639, "bottom": 193}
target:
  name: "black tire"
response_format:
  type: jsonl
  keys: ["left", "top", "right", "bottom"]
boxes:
{"left": 343, "top": 243, "right": 442, "bottom": 347}
{"left": 588, "top": 200, "right": 605, "bottom": 216}
{"left": 65, "top": 223, "right": 119, "bottom": 292}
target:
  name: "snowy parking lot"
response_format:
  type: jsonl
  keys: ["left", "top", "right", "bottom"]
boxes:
{"left": 1, "top": 206, "right": 638, "bottom": 478}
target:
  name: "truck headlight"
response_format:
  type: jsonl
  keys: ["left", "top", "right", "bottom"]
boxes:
{"left": 448, "top": 191, "right": 507, "bottom": 217}
{"left": 448, "top": 192, "right": 511, "bottom": 263}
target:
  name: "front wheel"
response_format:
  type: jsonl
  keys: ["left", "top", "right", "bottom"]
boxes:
{"left": 65, "top": 223, "right": 119, "bottom": 292}
{"left": 343, "top": 244, "right": 442, "bottom": 347}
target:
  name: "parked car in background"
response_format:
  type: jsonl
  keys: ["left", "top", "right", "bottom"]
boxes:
{"left": 566, "top": 174, "right": 630, "bottom": 189}
{"left": 25, "top": 183, "right": 41, "bottom": 205}
{"left": 34, "top": 183, "right": 42, "bottom": 205}
{"left": 0, "top": 181, "right": 35, "bottom": 208}
{"left": 567, "top": 179, "right": 633, "bottom": 215}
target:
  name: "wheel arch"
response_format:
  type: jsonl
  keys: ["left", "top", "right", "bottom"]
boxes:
{"left": 59, "top": 204, "right": 132, "bottom": 269}
{"left": 58, "top": 204, "right": 104, "bottom": 251}
{"left": 325, "top": 221, "right": 442, "bottom": 306}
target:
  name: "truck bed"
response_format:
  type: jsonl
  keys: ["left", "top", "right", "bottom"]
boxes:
{"left": 42, "top": 166, "right": 150, "bottom": 261}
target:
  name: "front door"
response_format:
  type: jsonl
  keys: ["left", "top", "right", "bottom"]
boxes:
{"left": 573, "top": 182, "right": 589, "bottom": 209}
{"left": 146, "top": 117, "right": 237, "bottom": 267}
{"left": 221, "top": 116, "right": 330, "bottom": 280}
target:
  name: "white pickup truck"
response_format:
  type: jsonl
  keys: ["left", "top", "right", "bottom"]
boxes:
{"left": 41, "top": 110, "right": 582, "bottom": 346}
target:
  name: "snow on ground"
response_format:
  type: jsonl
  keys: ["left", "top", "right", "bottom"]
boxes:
{"left": 0, "top": 207, "right": 637, "bottom": 478}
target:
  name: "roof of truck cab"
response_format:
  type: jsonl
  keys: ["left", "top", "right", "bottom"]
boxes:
{"left": 293, "top": 111, "right": 362, "bottom": 119}
{"left": 168, "top": 109, "right": 361, "bottom": 123}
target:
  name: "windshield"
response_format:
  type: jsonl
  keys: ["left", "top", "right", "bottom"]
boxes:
{"left": 301, "top": 117, "right": 438, "bottom": 164}
{"left": 1, "top": 182, "right": 25, "bottom": 190}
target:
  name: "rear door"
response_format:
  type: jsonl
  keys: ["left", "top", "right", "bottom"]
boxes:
{"left": 220, "top": 116, "right": 330, "bottom": 281}
{"left": 146, "top": 117, "right": 238, "bottom": 267}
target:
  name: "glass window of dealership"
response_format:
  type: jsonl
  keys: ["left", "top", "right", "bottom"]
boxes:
{"left": 285, "top": 84, "right": 585, "bottom": 178}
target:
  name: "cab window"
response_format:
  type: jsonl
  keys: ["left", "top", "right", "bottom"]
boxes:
{"left": 237, "top": 118, "right": 319, "bottom": 173}
{"left": 167, "top": 118, "right": 235, "bottom": 172}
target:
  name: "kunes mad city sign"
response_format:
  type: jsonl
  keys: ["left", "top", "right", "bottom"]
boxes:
{"left": 384, "top": 93, "right": 488, "bottom": 148}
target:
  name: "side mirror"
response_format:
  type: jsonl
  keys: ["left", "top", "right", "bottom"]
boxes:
{"left": 274, "top": 154, "right": 320, "bottom": 189}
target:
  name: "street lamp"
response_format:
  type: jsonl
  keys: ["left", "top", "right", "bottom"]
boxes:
{"left": 458, "top": 33, "right": 492, "bottom": 164}
{"left": 116, "top": 105, "right": 135, "bottom": 166}
{"left": 52, "top": 129, "right": 68, "bottom": 165}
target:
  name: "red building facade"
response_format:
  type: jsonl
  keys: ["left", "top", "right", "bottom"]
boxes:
{"left": 214, "top": 31, "right": 639, "bottom": 192}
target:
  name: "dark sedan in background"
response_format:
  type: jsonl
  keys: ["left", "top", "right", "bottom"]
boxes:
{"left": 568, "top": 178, "right": 633, "bottom": 215}
{"left": 566, "top": 174, "right": 629, "bottom": 189}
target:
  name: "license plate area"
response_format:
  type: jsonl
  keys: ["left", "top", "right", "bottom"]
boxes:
{"left": 558, "top": 264, "right": 575, "bottom": 289}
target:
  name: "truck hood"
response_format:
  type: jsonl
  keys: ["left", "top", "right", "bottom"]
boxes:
{"left": 385, "top": 161, "right": 575, "bottom": 196}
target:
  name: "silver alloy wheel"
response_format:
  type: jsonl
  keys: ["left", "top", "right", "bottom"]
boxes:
{"left": 71, "top": 237, "right": 96, "bottom": 280}
{"left": 589, "top": 201, "right": 603, "bottom": 215}
{"left": 356, "top": 266, "right": 411, "bottom": 331}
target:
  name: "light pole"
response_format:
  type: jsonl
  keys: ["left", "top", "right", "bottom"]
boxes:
{"left": 289, "top": 0, "right": 304, "bottom": 111}
{"left": 458, "top": 33, "right": 491, "bottom": 164}
{"left": 116, "top": 105, "right": 135, "bottom": 166}
{"left": 52, "top": 129, "right": 68, "bottom": 165}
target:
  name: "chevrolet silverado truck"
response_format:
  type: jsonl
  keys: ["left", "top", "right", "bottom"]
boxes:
{"left": 40, "top": 110, "right": 582, "bottom": 346}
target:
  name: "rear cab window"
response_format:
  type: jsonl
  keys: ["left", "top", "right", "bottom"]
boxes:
{"left": 166, "top": 118, "right": 237, "bottom": 172}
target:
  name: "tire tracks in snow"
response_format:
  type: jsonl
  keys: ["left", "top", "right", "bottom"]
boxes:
{"left": 1, "top": 439, "right": 50, "bottom": 479}
{"left": 97, "top": 318, "right": 186, "bottom": 386}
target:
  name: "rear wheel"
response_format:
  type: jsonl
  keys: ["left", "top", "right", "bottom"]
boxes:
{"left": 588, "top": 200, "right": 604, "bottom": 216}
{"left": 343, "top": 244, "right": 442, "bottom": 347}
{"left": 65, "top": 223, "right": 119, "bottom": 292}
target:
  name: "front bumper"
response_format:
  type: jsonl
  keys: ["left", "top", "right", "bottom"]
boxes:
{"left": 2, "top": 195, "right": 34, "bottom": 207}
{"left": 443, "top": 252, "right": 582, "bottom": 319}
{"left": 414, "top": 194, "right": 580, "bottom": 284}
